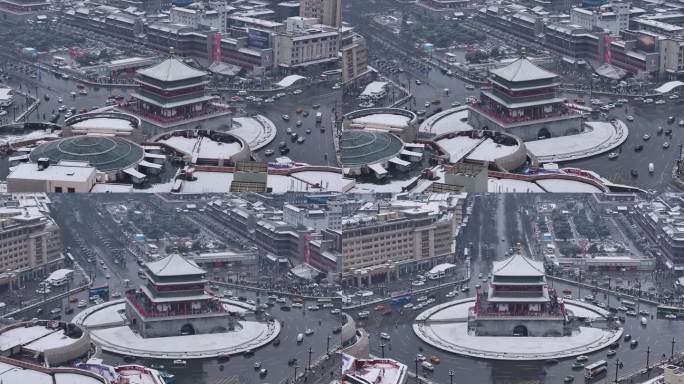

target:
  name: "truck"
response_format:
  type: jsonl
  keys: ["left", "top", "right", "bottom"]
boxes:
{"left": 315, "top": 112, "right": 323, "bottom": 122}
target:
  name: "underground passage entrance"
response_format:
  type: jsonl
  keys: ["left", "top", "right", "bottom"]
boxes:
{"left": 180, "top": 323, "right": 196, "bottom": 336}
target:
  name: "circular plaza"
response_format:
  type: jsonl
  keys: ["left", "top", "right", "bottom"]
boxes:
{"left": 413, "top": 298, "right": 622, "bottom": 361}
{"left": 73, "top": 298, "right": 280, "bottom": 360}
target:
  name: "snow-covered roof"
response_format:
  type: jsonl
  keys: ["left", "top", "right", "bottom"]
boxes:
{"left": 492, "top": 254, "right": 545, "bottom": 277}
{"left": 137, "top": 58, "right": 207, "bottom": 82}
{"left": 145, "top": 254, "right": 206, "bottom": 277}
{"left": 275, "top": 74, "right": 306, "bottom": 88}
{"left": 490, "top": 57, "right": 557, "bottom": 82}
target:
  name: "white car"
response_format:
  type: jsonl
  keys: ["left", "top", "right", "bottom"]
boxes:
{"left": 416, "top": 354, "right": 426, "bottom": 361}
{"left": 445, "top": 291, "right": 458, "bottom": 298}
{"left": 282, "top": 114, "right": 290, "bottom": 121}
{"left": 246, "top": 300, "right": 256, "bottom": 305}
{"left": 358, "top": 310, "right": 370, "bottom": 318}
{"left": 380, "top": 332, "right": 391, "bottom": 340}
{"left": 330, "top": 308, "right": 341, "bottom": 314}
{"left": 655, "top": 99, "right": 666, "bottom": 105}
{"left": 417, "top": 296, "right": 428, "bottom": 302}
{"left": 626, "top": 115, "right": 634, "bottom": 121}
{"left": 643, "top": 98, "right": 654, "bottom": 104}
{"left": 292, "top": 302, "right": 303, "bottom": 308}
{"left": 403, "top": 303, "right": 414, "bottom": 309}
{"left": 669, "top": 94, "right": 679, "bottom": 99}
{"left": 307, "top": 305, "right": 319, "bottom": 311}
{"left": 292, "top": 89, "right": 303, "bottom": 95}
{"left": 77, "top": 300, "right": 87, "bottom": 308}
{"left": 264, "top": 149, "right": 274, "bottom": 156}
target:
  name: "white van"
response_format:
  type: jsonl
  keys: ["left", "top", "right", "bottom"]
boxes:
{"left": 421, "top": 362, "right": 434, "bottom": 371}
{"left": 297, "top": 333, "right": 304, "bottom": 343}
{"left": 649, "top": 163, "right": 654, "bottom": 173}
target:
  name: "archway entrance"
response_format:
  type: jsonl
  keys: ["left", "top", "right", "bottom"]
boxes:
{"left": 513, "top": 325, "right": 528, "bottom": 337}
{"left": 537, "top": 127, "right": 551, "bottom": 140}
{"left": 180, "top": 323, "right": 196, "bottom": 336}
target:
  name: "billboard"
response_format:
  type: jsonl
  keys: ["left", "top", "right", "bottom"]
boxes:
{"left": 248, "top": 29, "right": 271, "bottom": 49}
{"left": 636, "top": 33, "right": 656, "bottom": 53}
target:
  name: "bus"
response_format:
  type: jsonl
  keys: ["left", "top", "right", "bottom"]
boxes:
{"left": 391, "top": 290, "right": 411, "bottom": 305}
{"left": 45, "top": 269, "right": 73, "bottom": 287}
{"left": 657, "top": 305, "right": 684, "bottom": 317}
{"left": 621, "top": 300, "right": 636, "bottom": 309}
{"left": 427, "top": 263, "right": 456, "bottom": 280}
{"left": 445, "top": 52, "right": 458, "bottom": 63}
{"left": 584, "top": 360, "right": 608, "bottom": 380}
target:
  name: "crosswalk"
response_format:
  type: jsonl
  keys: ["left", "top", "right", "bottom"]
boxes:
{"left": 210, "top": 375, "right": 241, "bottom": 384}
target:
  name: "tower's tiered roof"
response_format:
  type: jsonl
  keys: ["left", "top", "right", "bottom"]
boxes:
{"left": 492, "top": 253, "right": 545, "bottom": 277}
{"left": 137, "top": 58, "right": 207, "bottom": 82}
{"left": 145, "top": 254, "right": 205, "bottom": 278}
{"left": 490, "top": 57, "right": 557, "bottom": 83}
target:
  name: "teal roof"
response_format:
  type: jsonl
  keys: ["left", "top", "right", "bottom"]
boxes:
{"left": 340, "top": 130, "right": 404, "bottom": 167}
{"left": 29, "top": 136, "right": 145, "bottom": 172}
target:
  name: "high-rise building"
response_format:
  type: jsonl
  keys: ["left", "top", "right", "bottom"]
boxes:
{"left": 273, "top": 17, "right": 340, "bottom": 70}
{"left": 299, "top": 0, "right": 342, "bottom": 28}
{"left": 340, "top": 32, "right": 369, "bottom": 82}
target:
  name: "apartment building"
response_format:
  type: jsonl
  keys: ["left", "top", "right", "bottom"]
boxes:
{"left": 340, "top": 32, "right": 369, "bottom": 82}
{"left": 570, "top": 3, "right": 631, "bottom": 35}
{"left": 169, "top": 4, "right": 233, "bottom": 33}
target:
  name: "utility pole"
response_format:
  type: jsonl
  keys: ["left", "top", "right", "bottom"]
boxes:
{"left": 327, "top": 335, "right": 330, "bottom": 356}
{"left": 308, "top": 346, "right": 312, "bottom": 371}
{"left": 293, "top": 364, "right": 299, "bottom": 383}
{"left": 646, "top": 346, "right": 651, "bottom": 376}
{"left": 578, "top": 270, "right": 582, "bottom": 299}
{"left": 381, "top": 343, "right": 385, "bottom": 358}
{"left": 672, "top": 338, "right": 676, "bottom": 360}
{"left": 414, "top": 358, "right": 419, "bottom": 383}
{"left": 614, "top": 359, "right": 621, "bottom": 384}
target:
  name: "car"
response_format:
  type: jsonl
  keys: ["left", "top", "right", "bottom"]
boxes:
{"left": 445, "top": 291, "right": 458, "bottom": 298}
{"left": 380, "top": 332, "right": 391, "bottom": 340}
{"left": 288, "top": 358, "right": 298, "bottom": 366}
{"left": 631, "top": 169, "right": 639, "bottom": 177}
{"left": 626, "top": 115, "right": 634, "bottom": 121}
{"left": 259, "top": 368, "right": 268, "bottom": 377}
{"left": 666, "top": 129, "right": 673, "bottom": 136}
{"left": 312, "top": 104, "right": 321, "bottom": 109}
{"left": 608, "top": 152, "right": 618, "bottom": 160}
{"left": 424, "top": 102, "right": 431, "bottom": 108}
{"left": 670, "top": 94, "right": 679, "bottom": 99}
{"left": 77, "top": 300, "right": 87, "bottom": 308}
{"left": 403, "top": 303, "right": 414, "bottom": 309}
{"left": 415, "top": 79, "right": 422, "bottom": 85}
{"left": 282, "top": 114, "right": 290, "bottom": 121}
{"left": 292, "top": 89, "right": 303, "bottom": 95}
{"left": 332, "top": 84, "right": 341, "bottom": 90}
{"left": 656, "top": 99, "right": 666, "bottom": 105}
{"left": 417, "top": 296, "right": 428, "bottom": 302}
{"left": 279, "top": 147, "right": 290, "bottom": 155}
{"left": 297, "top": 137, "right": 305, "bottom": 144}
{"left": 634, "top": 145, "right": 644, "bottom": 152}
{"left": 264, "top": 149, "right": 274, "bottom": 156}
{"left": 307, "top": 305, "right": 319, "bottom": 311}
{"left": 643, "top": 98, "right": 654, "bottom": 103}
{"left": 412, "top": 280, "right": 425, "bottom": 286}
{"left": 330, "top": 308, "right": 341, "bottom": 314}
{"left": 416, "top": 354, "right": 426, "bottom": 361}
{"left": 50, "top": 307, "right": 61, "bottom": 314}
{"left": 643, "top": 134, "right": 650, "bottom": 140}
{"left": 305, "top": 328, "right": 314, "bottom": 335}
{"left": 664, "top": 142, "right": 670, "bottom": 149}
{"left": 374, "top": 305, "right": 385, "bottom": 311}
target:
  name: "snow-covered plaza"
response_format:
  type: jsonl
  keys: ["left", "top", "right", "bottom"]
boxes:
{"left": 413, "top": 298, "right": 623, "bottom": 361}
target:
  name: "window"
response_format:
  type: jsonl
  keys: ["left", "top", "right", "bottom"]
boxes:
{"left": 67, "top": 187, "right": 75, "bottom": 193}
{"left": 54, "top": 187, "right": 63, "bottom": 193}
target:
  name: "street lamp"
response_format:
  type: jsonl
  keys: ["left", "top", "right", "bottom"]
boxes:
{"left": 308, "top": 346, "right": 312, "bottom": 371}
{"left": 672, "top": 338, "right": 677, "bottom": 360}
{"left": 449, "top": 369, "right": 455, "bottom": 384}
{"left": 327, "top": 335, "right": 331, "bottom": 355}
{"left": 293, "top": 364, "right": 299, "bottom": 383}
{"left": 614, "top": 359, "right": 623, "bottom": 383}
{"left": 381, "top": 343, "right": 385, "bottom": 358}
{"left": 414, "top": 358, "right": 419, "bottom": 383}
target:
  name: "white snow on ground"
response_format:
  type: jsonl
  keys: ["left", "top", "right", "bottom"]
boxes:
{"left": 231, "top": 115, "right": 276, "bottom": 151}
{"left": 159, "top": 136, "right": 242, "bottom": 160}
{"left": 90, "top": 320, "right": 279, "bottom": 359}
{"left": 290, "top": 170, "right": 355, "bottom": 192}
{"left": 525, "top": 120, "right": 628, "bottom": 163}
{"left": 0, "top": 325, "right": 53, "bottom": 350}
{"left": 54, "top": 373, "right": 104, "bottom": 384}
{"left": 351, "top": 176, "right": 420, "bottom": 193}
{"left": 180, "top": 172, "right": 234, "bottom": 193}
{"left": 24, "top": 330, "right": 78, "bottom": 351}
{"left": 0, "top": 130, "right": 59, "bottom": 146}
{"left": 81, "top": 302, "right": 127, "bottom": 328}
{"left": 488, "top": 178, "right": 545, "bottom": 193}
{"left": 71, "top": 117, "right": 134, "bottom": 131}
{"left": 469, "top": 139, "right": 519, "bottom": 162}
{"left": 352, "top": 114, "right": 411, "bottom": 128}
{"left": 414, "top": 299, "right": 622, "bottom": 360}
{"left": 267, "top": 174, "right": 296, "bottom": 193}
{"left": 0, "top": 368, "right": 52, "bottom": 384}
{"left": 0, "top": 361, "right": 15, "bottom": 374}
{"left": 435, "top": 136, "right": 482, "bottom": 163}
{"left": 419, "top": 107, "right": 471, "bottom": 136}
{"left": 536, "top": 179, "right": 602, "bottom": 193}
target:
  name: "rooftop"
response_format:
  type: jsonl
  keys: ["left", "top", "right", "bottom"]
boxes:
{"left": 490, "top": 57, "right": 557, "bottom": 83}
{"left": 340, "top": 130, "right": 404, "bottom": 167}
{"left": 28, "top": 136, "right": 144, "bottom": 172}
{"left": 145, "top": 254, "right": 206, "bottom": 278}
{"left": 7, "top": 162, "right": 96, "bottom": 183}
{"left": 492, "top": 253, "right": 545, "bottom": 277}
{"left": 137, "top": 58, "right": 207, "bottom": 82}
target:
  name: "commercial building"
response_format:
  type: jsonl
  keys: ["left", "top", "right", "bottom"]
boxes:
{"left": 169, "top": 4, "right": 233, "bottom": 33}
{"left": 0, "top": 0, "right": 49, "bottom": 22}
{"left": 299, "top": 0, "right": 342, "bottom": 28}
{"left": 443, "top": 162, "right": 489, "bottom": 192}
{"left": 633, "top": 199, "right": 684, "bottom": 271}
{"left": 0, "top": 200, "right": 63, "bottom": 286}
{"left": 340, "top": 355, "right": 408, "bottom": 384}
{"left": 7, "top": 161, "right": 97, "bottom": 193}
{"left": 309, "top": 196, "right": 464, "bottom": 286}
{"left": 570, "top": 3, "right": 631, "bottom": 35}
{"left": 273, "top": 17, "right": 340, "bottom": 70}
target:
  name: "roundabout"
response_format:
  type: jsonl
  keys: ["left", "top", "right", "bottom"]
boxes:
{"left": 73, "top": 299, "right": 280, "bottom": 360}
{"left": 412, "top": 297, "right": 623, "bottom": 361}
